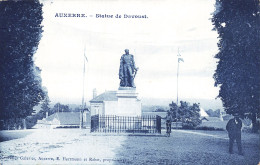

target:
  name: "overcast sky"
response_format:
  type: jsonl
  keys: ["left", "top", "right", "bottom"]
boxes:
{"left": 35, "top": 0, "right": 222, "bottom": 108}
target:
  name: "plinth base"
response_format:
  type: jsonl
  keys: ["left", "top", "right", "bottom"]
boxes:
{"left": 116, "top": 87, "right": 141, "bottom": 116}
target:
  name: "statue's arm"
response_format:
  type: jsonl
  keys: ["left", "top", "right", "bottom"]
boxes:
{"left": 131, "top": 55, "right": 138, "bottom": 70}
{"left": 119, "top": 56, "right": 124, "bottom": 79}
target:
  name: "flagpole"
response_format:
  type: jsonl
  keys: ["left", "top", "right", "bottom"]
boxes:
{"left": 176, "top": 48, "right": 181, "bottom": 106}
{"left": 82, "top": 47, "right": 86, "bottom": 110}
{"left": 176, "top": 48, "right": 184, "bottom": 125}
{"left": 80, "top": 46, "right": 86, "bottom": 129}
{"left": 177, "top": 58, "right": 179, "bottom": 106}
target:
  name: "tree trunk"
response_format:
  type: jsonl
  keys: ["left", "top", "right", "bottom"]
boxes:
{"left": 14, "top": 118, "right": 17, "bottom": 130}
{"left": 5, "top": 120, "right": 10, "bottom": 130}
{"left": 252, "top": 113, "right": 259, "bottom": 133}
{"left": 23, "top": 119, "right": 27, "bottom": 130}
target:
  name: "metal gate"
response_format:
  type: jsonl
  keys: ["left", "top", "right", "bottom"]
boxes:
{"left": 91, "top": 114, "right": 99, "bottom": 132}
{"left": 90, "top": 115, "right": 161, "bottom": 134}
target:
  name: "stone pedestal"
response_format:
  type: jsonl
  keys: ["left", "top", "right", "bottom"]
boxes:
{"left": 116, "top": 87, "right": 141, "bottom": 116}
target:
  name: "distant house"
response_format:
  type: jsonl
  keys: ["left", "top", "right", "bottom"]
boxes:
{"left": 201, "top": 117, "right": 209, "bottom": 121}
{"left": 50, "top": 112, "right": 80, "bottom": 128}
{"left": 89, "top": 90, "right": 142, "bottom": 116}
{"left": 199, "top": 107, "right": 209, "bottom": 117}
{"left": 35, "top": 111, "right": 90, "bottom": 129}
{"left": 199, "top": 116, "right": 227, "bottom": 129}
{"left": 199, "top": 108, "right": 211, "bottom": 121}
{"left": 89, "top": 91, "right": 118, "bottom": 116}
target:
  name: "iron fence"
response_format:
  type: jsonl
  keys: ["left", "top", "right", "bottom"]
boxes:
{"left": 91, "top": 115, "right": 161, "bottom": 134}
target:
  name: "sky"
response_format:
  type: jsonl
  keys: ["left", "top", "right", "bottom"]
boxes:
{"left": 35, "top": 0, "right": 222, "bottom": 108}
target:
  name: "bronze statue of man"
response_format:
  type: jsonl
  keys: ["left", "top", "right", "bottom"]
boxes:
{"left": 119, "top": 49, "right": 138, "bottom": 88}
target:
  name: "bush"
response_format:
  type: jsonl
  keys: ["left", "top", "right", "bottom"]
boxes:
{"left": 55, "top": 126, "right": 79, "bottom": 129}
{"left": 242, "top": 127, "right": 254, "bottom": 133}
{"left": 195, "top": 126, "right": 224, "bottom": 131}
{"left": 182, "top": 125, "right": 195, "bottom": 130}
{"left": 25, "top": 112, "right": 45, "bottom": 129}
{"left": 180, "top": 125, "right": 224, "bottom": 131}
{"left": 169, "top": 101, "right": 201, "bottom": 129}
{"left": 25, "top": 116, "right": 38, "bottom": 129}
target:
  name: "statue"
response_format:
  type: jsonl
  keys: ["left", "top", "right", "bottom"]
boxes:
{"left": 119, "top": 49, "right": 138, "bottom": 88}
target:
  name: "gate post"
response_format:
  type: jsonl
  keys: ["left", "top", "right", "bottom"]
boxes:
{"left": 91, "top": 114, "right": 99, "bottom": 132}
{"left": 91, "top": 116, "right": 94, "bottom": 132}
{"left": 156, "top": 115, "right": 161, "bottom": 134}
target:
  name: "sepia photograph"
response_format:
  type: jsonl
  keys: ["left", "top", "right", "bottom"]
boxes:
{"left": 0, "top": 0, "right": 259, "bottom": 164}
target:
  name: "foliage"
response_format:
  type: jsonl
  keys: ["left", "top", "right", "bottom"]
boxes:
{"left": 1, "top": 118, "right": 25, "bottom": 130}
{"left": 49, "top": 103, "right": 71, "bottom": 115}
{"left": 169, "top": 101, "right": 201, "bottom": 128}
{"left": 74, "top": 107, "right": 81, "bottom": 112}
{"left": 23, "top": 111, "right": 47, "bottom": 129}
{"left": 25, "top": 115, "right": 39, "bottom": 129}
{"left": 212, "top": 0, "right": 260, "bottom": 132}
{"left": 206, "top": 109, "right": 221, "bottom": 117}
{"left": 21, "top": 101, "right": 68, "bottom": 130}
{"left": 0, "top": 1, "right": 45, "bottom": 127}
{"left": 154, "top": 108, "right": 166, "bottom": 112}
{"left": 142, "top": 105, "right": 168, "bottom": 112}
{"left": 194, "top": 126, "right": 224, "bottom": 131}
{"left": 40, "top": 92, "right": 51, "bottom": 117}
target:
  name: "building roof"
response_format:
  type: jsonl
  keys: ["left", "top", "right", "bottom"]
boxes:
{"left": 89, "top": 91, "right": 118, "bottom": 103}
{"left": 199, "top": 107, "right": 209, "bottom": 117}
{"left": 46, "top": 112, "right": 80, "bottom": 125}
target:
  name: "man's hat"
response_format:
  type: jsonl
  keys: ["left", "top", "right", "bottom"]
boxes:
{"left": 233, "top": 113, "right": 240, "bottom": 117}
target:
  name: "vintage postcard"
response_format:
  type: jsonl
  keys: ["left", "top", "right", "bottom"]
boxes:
{"left": 0, "top": 0, "right": 259, "bottom": 164}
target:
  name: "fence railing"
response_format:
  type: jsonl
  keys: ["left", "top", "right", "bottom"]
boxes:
{"left": 91, "top": 115, "right": 161, "bottom": 134}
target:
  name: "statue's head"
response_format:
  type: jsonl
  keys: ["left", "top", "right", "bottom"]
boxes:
{"left": 125, "top": 49, "right": 129, "bottom": 54}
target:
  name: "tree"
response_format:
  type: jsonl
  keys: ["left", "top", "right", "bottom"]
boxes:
{"left": 74, "top": 106, "right": 81, "bottom": 112}
{"left": 25, "top": 91, "right": 51, "bottom": 129}
{"left": 206, "top": 109, "right": 221, "bottom": 117}
{"left": 169, "top": 101, "right": 179, "bottom": 121}
{"left": 0, "top": 1, "right": 45, "bottom": 129}
{"left": 40, "top": 93, "right": 51, "bottom": 118}
{"left": 169, "top": 101, "right": 201, "bottom": 128}
{"left": 49, "top": 103, "right": 70, "bottom": 115}
{"left": 212, "top": 0, "right": 260, "bottom": 132}
{"left": 155, "top": 108, "right": 166, "bottom": 112}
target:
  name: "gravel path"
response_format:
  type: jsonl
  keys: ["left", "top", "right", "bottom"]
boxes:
{"left": 0, "top": 129, "right": 259, "bottom": 165}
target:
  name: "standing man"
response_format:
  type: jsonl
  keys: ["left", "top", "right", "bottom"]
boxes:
{"left": 119, "top": 49, "right": 138, "bottom": 88}
{"left": 165, "top": 111, "right": 173, "bottom": 137}
{"left": 226, "top": 113, "right": 243, "bottom": 155}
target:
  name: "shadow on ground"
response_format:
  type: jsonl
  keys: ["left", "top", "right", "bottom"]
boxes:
{"left": 0, "top": 130, "right": 34, "bottom": 142}
{"left": 113, "top": 129, "right": 260, "bottom": 165}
